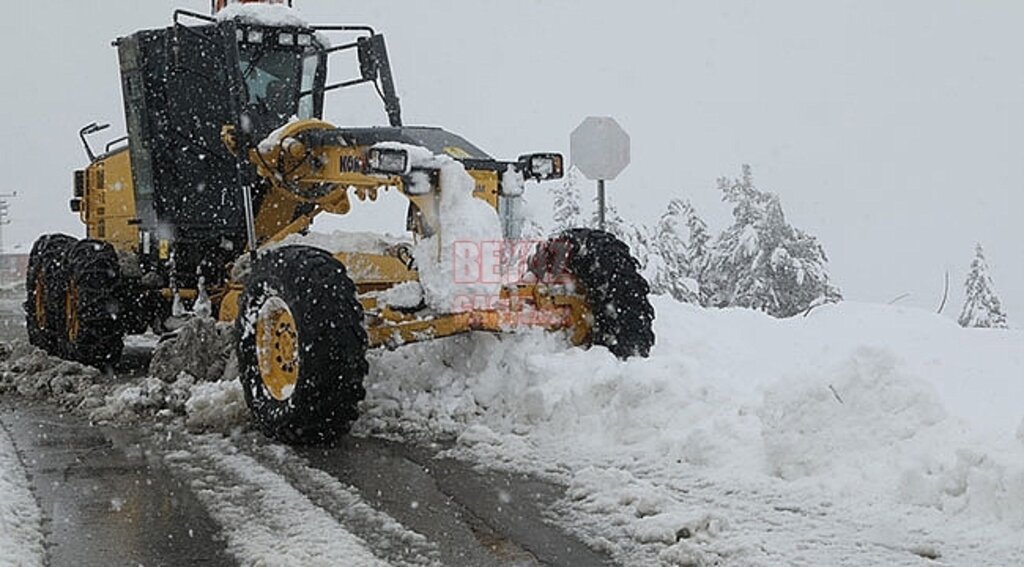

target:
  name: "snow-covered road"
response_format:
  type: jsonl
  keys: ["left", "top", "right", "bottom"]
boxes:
{"left": 0, "top": 296, "right": 1021, "bottom": 565}
{"left": 0, "top": 414, "right": 43, "bottom": 567}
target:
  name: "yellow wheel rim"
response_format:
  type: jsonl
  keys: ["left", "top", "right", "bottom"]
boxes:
{"left": 65, "top": 280, "right": 80, "bottom": 342}
{"left": 34, "top": 271, "right": 46, "bottom": 330}
{"left": 255, "top": 297, "right": 299, "bottom": 401}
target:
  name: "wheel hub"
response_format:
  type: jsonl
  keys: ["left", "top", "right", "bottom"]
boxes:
{"left": 255, "top": 297, "right": 299, "bottom": 401}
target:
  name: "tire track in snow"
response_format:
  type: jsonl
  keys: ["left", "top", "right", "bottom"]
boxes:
{"left": 162, "top": 433, "right": 389, "bottom": 567}
{"left": 238, "top": 441, "right": 441, "bottom": 567}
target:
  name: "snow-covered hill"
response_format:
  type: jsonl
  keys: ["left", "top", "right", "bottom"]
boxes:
{"left": 358, "top": 297, "right": 1024, "bottom": 565}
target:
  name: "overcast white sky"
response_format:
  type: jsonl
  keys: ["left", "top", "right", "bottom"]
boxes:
{"left": 2, "top": 1, "right": 1021, "bottom": 323}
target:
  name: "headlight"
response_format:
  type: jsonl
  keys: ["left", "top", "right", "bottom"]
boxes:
{"left": 518, "top": 153, "right": 564, "bottom": 181}
{"left": 367, "top": 148, "right": 409, "bottom": 174}
{"left": 296, "top": 34, "right": 313, "bottom": 47}
{"left": 247, "top": 29, "right": 264, "bottom": 44}
{"left": 278, "top": 33, "right": 295, "bottom": 46}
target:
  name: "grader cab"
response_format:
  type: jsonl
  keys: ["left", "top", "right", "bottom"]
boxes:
{"left": 26, "top": 1, "right": 655, "bottom": 443}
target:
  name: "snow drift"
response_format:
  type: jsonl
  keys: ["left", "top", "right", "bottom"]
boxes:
{"left": 356, "top": 297, "right": 1024, "bottom": 564}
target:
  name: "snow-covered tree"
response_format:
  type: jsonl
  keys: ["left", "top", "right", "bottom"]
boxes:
{"left": 551, "top": 167, "right": 584, "bottom": 231}
{"left": 958, "top": 243, "right": 1008, "bottom": 328}
{"left": 650, "top": 199, "right": 710, "bottom": 304}
{"left": 704, "top": 165, "right": 841, "bottom": 317}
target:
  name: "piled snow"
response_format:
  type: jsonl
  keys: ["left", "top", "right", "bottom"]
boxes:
{"left": 150, "top": 318, "right": 237, "bottom": 384}
{"left": 0, "top": 318, "right": 248, "bottom": 435}
{"left": 0, "top": 422, "right": 44, "bottom": 567}
{"left": 0, "top": 341, "right": 104, "bottom": 410}
{"left": 356, "top": 298, "right": 1024, "bottom": 564}
{"left": 184, "top": 380, "right": 248, "bottom": 433}
{"left": 90, "top": 376, "right": 195, "bottom": 423}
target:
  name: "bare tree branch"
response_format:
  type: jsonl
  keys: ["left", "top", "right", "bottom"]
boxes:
{"left": 888, "top": 293, "right": 911, "bottom": 305}
{"left": 936, "top": 269, "right": 949, "bottom": 314}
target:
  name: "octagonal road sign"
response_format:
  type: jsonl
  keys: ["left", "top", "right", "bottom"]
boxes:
{"left": 570, "top": 116, "right": 630, "bottom": 181}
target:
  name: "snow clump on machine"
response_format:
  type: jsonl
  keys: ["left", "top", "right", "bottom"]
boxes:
{"left": 373, "top": 142, "right": 504, "bottom": 312}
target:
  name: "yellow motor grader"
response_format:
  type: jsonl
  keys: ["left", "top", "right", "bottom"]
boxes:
{"left": 26, "top": 0, "right": 654, "bottom": 443}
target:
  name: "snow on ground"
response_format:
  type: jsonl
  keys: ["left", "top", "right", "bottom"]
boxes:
{"left": 0, "top": 317, "right": 435, "bottom": 566}
{"left": 0, "top": 419, "right": 44, "bottom": 567}
{"left": 1, "top": 287, "right": 1021, "bottom": 564}
{"left": 0, "top": 320, "right": 248, "bottom": 435}
{"left": 356, "top": 298, "right": 1024, "bottom": 565}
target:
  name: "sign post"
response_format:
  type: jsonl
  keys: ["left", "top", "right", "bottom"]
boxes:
{"left": 570, "top": 116, "right": 630, "bottom": 231}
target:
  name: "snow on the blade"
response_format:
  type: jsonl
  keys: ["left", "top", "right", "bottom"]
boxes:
{"left": 377, "top": 281, "right": 424, "bottom": 309}
{"left": 356, "top": 298, "right": 1024, "bottom": 565}
{"left": 0, "top": 421, "right": 44, "bottom": 567}
{"left": 375, "top": 144, "right": 502, "bottom": 312}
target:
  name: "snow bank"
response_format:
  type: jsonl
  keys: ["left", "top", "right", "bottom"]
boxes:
{"left": 0, "top": 317, "right": 248, "bottom": 435}
{"left": 0, "top": 341, "right": 104, "bottom": 410}
{"left": 0, "top": 422, "right": 44, "bottom": 567}
{"left": 356, "top": 298, "right": 1024, "bottom": 563}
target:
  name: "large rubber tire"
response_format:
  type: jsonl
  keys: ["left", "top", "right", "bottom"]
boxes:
{"left": 236, "top": 245, "right": 368, "bottom": 445}
{"left": 24, "top": 234, "right": 77, "bottom": 354}
{"left": 530, "top": 228, "right": 655, "bottom": 358}
{"left": 59, "top": 240, "right": 125, "bottom": 367}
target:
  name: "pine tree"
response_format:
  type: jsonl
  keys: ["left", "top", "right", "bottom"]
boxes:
{"left": 650, "top": 199, "right": 709, "bottom": 304}
{"left": 958, "top": 243, "right": 1008, "bottom": 328}
{"left": 704, "top": 165, "right": 841, "bottom": 317}
{"left": 552, "top": 167, "right": 584, "bottom": 231}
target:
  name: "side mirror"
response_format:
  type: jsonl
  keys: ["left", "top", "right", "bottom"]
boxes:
{"left": 518, "top": 153, "right": 564, "bottom": 182}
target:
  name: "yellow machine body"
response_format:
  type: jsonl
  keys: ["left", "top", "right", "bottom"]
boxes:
{"left": 75, "top": 148, "right": 139, "bottom": 253}
{"left": 210, "top": 119, "right": 588, "bottom": 348}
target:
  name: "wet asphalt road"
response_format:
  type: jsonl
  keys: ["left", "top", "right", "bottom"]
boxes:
{"left": 0, "top": 299, "right": 613, "bottom": 566}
